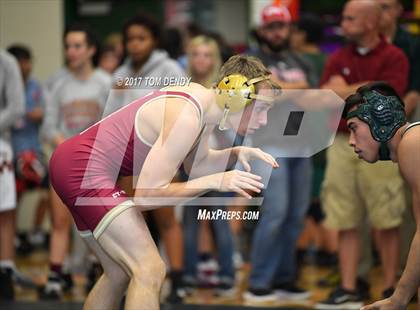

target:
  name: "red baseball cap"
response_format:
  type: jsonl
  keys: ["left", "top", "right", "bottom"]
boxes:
{"left": 261, "top": 4, "right": 291, "bottom": 26}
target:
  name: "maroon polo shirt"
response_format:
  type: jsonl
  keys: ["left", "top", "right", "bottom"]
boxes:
{"left": 320, "top": 37, "right": 409, "bottom": 132}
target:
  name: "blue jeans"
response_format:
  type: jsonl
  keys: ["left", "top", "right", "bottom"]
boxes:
{"left": 183, "top": 200, "right": 234, "bottom": 280}
{"left": 249, "top": 151, "right": 312, "bottom": 289}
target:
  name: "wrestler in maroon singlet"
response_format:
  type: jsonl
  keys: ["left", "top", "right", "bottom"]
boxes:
{"left": 49, "top": 90, "right": 202, "bottom": 233}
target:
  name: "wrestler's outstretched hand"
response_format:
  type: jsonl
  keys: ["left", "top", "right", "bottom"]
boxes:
{"left": 236, "top": 146, "right": 279, "bottom": 172}
{"left": 361, "top": 298, "right": 406, "bottom": 310}
{"left": 216, "top": 170, "right": 264, "bottom": 199}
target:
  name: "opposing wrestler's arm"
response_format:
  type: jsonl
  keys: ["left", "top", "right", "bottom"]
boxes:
{"left": 394, "top": 129, "right": 420, "bottom": 304}
{"left": 134, "top": 98, "right": 264, "bottom": 209}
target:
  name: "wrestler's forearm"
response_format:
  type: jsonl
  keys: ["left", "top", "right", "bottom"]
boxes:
{"left": 392, "top": 229, "right": 420, "bottom": 306}
{"left": 188, "top": 147, "right": 239, "bottom": 177}
{"left": 206, "top": 147, "right": 239, "bottom": 169}
{"left": 133, "top": 174, "right": 218, "bottom": 209}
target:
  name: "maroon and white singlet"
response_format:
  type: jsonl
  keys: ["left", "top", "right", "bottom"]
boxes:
{"left": 49, "top": 90, "right": 202, "bottom": 235}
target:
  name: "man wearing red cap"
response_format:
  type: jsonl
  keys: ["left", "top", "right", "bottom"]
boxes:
{"left": 243, "top": 3, "right": 316, "bottom": 303}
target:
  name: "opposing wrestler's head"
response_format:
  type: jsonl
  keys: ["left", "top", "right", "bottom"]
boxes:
{"left": 344, "top": 82, "right": 406, "bottom": 163}
{"left": 214, "top": 55, "right": 280, "bottom": 135}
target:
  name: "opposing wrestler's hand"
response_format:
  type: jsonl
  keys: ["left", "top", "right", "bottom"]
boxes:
{"left": 215, "top": 169, "right": 264, "bottom": 199}
{"left": 361, "top": 298, "right": 406, "bottom": 310}
{"left": 235, "top": 146, "right": 279, "bottom": 172}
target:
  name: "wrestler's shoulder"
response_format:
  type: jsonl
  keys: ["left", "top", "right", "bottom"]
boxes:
{"left": 165, "top": 83, "right": 213, "bottom": 105}
{"left": 398, "top": 126, "right": 420, "bottom": 168}
{"left": 401, "top": 125, "right": 420, "bottom": 146}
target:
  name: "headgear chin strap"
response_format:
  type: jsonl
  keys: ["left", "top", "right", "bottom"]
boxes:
{"left": 215, "top": 74, "right": 274, "bottom": 130}
{"left": 346, "top": 90, "right": 406, "bottom": 160}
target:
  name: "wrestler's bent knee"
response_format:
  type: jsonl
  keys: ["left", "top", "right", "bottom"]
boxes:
{"left": 132, "top": 256, "right": 166, "bottom": 290}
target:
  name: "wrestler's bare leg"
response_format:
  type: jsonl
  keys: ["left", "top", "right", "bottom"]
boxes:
{"left": 119, "top": 176, "right": 184, "bottom": 270}
{"left": 83, "top": 235, "right": 129, "bottom": 310}
{"left": 92, "top": 206, "right": 166, "bottom": 310}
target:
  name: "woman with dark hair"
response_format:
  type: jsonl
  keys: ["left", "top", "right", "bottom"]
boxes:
{"left": 106, "top": 13, "right": 186, "bottom": 115}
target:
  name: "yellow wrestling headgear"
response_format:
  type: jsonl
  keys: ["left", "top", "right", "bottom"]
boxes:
{"left": 215, "top": 74, "right": 273, "bottom": 130}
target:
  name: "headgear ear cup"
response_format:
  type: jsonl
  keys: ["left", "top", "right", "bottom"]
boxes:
{"left": 216, "top": 74, "right": 254, "bottom": 112}
{"left": 362, "top": 90, "right": 405, "bottom": 142}
{"left": 215, "top": 74, "right": 272, "bottom": 130}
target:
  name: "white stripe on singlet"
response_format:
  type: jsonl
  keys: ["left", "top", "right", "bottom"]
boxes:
{"left": 401, "top": 121, "right": 420, "bottom": 137}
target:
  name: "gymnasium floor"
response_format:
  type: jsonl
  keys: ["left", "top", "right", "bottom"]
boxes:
{"left": 2, "top": 247, "right": 418, "bottom": 310}
{"left": 0, "top": 302, "right": 299, "bottom": 310}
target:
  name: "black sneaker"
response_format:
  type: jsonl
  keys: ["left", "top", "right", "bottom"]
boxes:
{"left": 38, "top": 275, "right": 63, "bottom": 300}
{"left": 382, "top": 287, "right": 394, "bottom": 299}
{"left": 214, "top": 277, "right": 236, "bottom": 297}
{"left": 28, "top": 230, "right": 47, "bottom": 249}
{"left": 166, "top": 288, "right": 183, "bottom": 304}
{"left": 182, "top": 275, "right": 196, "bottom": 293}
{"left": 314, "top": 287, "right": 363, "bottom": 309}
{"left": 274, "top": 283, "right": 311, "bottom": 300}
{"left": 243, "top": 288, "right": 278, "bottom": 303}
{"left": 0, "top": 267, "right": 14, "bottom": 300}
{"left": 166, "top": 271, "right": 186, "bottom": 304}
{"left": 16, "top": 234, "right": 34, "bottom": 256}
{"left": 61, "top": 273, "right": 74, "bottom": 292}
{"left": 356, "top": 277, "right": 370, "bottom": 300}
{"left": 11, "top": 266, "right": 35, "bottom": 288}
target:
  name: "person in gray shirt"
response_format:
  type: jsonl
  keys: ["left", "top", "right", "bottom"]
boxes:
{"left": 40, "top": 24, "right": 111, "bottom": 300}
{"left": 105, "top": 14, "right": 186, "bottom": 116}
{"left": 0, "top": 49, "right": 25, "bottom": 142}
{"left": 0, "top": 48, "right": 25, "bottom": 300}
{"left": 43, "top": 69, "right": 110, "bottom": 142}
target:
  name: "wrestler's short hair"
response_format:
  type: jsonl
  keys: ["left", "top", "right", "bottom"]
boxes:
{"left": 216, "top": 55, "right": 280, "bottom": 90}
